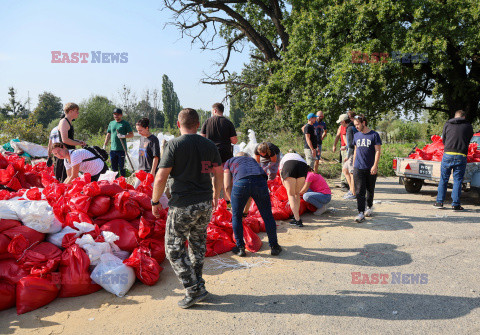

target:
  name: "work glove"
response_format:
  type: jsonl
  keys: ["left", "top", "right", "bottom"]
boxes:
{"left": 117, "top": 134, "right": 126, "bottom": 139}
{"left": 102, "top": 145, "right": 106, "bottom": 150}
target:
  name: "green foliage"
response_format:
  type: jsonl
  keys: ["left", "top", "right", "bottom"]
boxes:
{"left": 75, "top": 96, "right": 116, "bottom": 138}
{"left": 162, "top": 75, "right": 181, "bottom": 128}
{"left": 0, "top": 114, "right": 48, "bottom": 145}
{"left": 2, "top": 87, "right": 30, "bottom": 118}
{"left": 197, "top": 108, "right": 210, "bottom": 129}
{"left": 33, "top": 92, "right": 63, "bottom": 127}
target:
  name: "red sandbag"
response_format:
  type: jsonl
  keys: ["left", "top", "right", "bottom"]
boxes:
{"left": 139, "top": 216, "right": 154, "bottom": 239}
{"left": 150, "top": 220, "right": 166, "bottom": 241}
{"left": 64, "top": 211, "right": 93, "bottom": 228}
{"left": 0, "top": 259, "right": 30, "bottom": 283}
{"left": 142, "top": 210, "right": 157, "bottom": 223}
{"left": 114, "top": 191, "right": 143, "bottom": 217}
{"left": 9, "top": 236, "right": 62, "bottom": 275}
{"left": 139, "top": 238, "right": 166, "bottom": 264}
{"left": 0, "top": 234, "right": 11, "bottom": 259}
{"left": 0, "top": 280, "right": 15, "bottom": 311}
{"left": 212, "top": 199, "right": 232, "bottom": 223}
{"left": 25, "top": 188, "right": 42, "bottom": 200}
{"left": 128, "top": 190, "right": 152, "bottom": 210}
{"left": 243, "top": 216, "right": 261, "bottom": 234}
{"left": 123, "top": 246, "right": 162, "bottom": 286}
{"left": 82, "top": 182, "right": 101, "bottom": 197}
{"left": 0, "top": 219, "right": 22, "bottom": 233}
{"left": 0, "top": 153, "right": 8, "bottom": 169}
{"left": 24, "top": 172, "right": 43, "bottom": 188}
{"left": 16, "top": 275, "right": 59, "bottom": 314}
{"left": 233, "top": 224, "right": 262, "bottom": 253}
{"left": 274, "top": 185, "right": 288, "bottom": 201}
{"left": 0, "top": 164, "right": 15, "bottom": 184}
{"left": 70, "top": 195, "right": 92, "bottom": 213}
{"left": 58, "top": 245, "right": 101, "bottom": 298}
{"left": 97, "top": 205, "right": 140, "bottom": 221}
{"left": 3, "top": 226, "right": 45, "bottom": 245}
{"left": 100, "top": 219, "right": 139, "bottom": 252}
{"left": 87, "top": 195, "right": 112, "bottom": 217}
{"left": 97, "top": 181, "right": 123, "bottom": 197}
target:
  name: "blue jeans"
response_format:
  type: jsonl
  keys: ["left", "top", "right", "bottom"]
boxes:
{"left": 317, "top": 144, "right": 322, "bottom": 158}
{"left": 436, "top": 153, "right": 467, "bottom": 206}
{"left": 231, "top": 175, "right": 278, "bottom": 248}
{"left": 303, "top": 192, "right": 331, "bottom": 209}
{"left": 110, "top": 150, "right": 126, "bottom": 177}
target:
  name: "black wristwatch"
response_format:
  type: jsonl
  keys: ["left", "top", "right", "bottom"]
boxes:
{"left": 151, "top": 200, "right": 160, "bottom": 206}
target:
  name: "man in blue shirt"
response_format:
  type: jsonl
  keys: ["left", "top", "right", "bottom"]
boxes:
{"left": 352, "top": 115, "right": 382, "bottom": 223}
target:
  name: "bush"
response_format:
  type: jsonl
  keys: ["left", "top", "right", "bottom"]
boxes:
{"left": 0, "top": 115, "right": 48, "bottom": 145}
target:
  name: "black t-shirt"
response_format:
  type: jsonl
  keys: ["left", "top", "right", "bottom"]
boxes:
{"left": 254, "top": 142, "right": 280, "bottom": 163}
{"left": 201, "top": 115, "right": 237, "bottom": 163}
{"left": 158, "top": 134, "right": 222, "bottom": 208}
{"left": 138, "top": 134, "right": 160, "bottom": 172}
{"left": 303, "top": 123, "right": 318, "bottom": 149}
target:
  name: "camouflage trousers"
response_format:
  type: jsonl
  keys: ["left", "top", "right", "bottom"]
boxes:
{"left": 165, "top": 200, "right": 212, "bottom": 296}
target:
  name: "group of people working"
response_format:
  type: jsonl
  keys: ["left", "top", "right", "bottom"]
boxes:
{"left": 48, "top": 104, "right": 161, "bottom": 184}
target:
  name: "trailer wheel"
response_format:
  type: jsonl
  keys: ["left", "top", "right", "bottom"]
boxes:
{"left": 404, "top": 178, "right": 423, "bottom": 193}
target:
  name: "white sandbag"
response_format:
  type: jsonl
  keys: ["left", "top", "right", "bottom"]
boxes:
{"left": 0, "top": 201, "right": 19, "bottom": 220}
{"left": 73, "top": 221, "right": 95, "bottom": 234}
{"left": 97, "top": 170, "right": 118, "bottom": 182}
{"left": 47, "top": 226, "right": 80, "bottom": 247}
{"left": 10, "top": 140, "right": 48, "bottom": 158}
{"left": 17, "top": 200, "right": 62, "bottom": 233}
{"left": 91, "top": 253, "right": 136, "bottom": 297}
{"left": 112, "top": 250, "right": 130, "bottom": 260}
{"left": 102, "top": 231, "right": 120, "bottom": 251}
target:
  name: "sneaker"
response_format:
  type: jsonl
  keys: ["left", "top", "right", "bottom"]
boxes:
{"left": 289, "top": 219, "right": 298, "bottom": 226}
{"left": 355, "top": 212, "right": 365, "bottom": 223}
{"left": 313, "top": 204, "right": 327, "bottom": 215}
{"left": 364, "top": 207, "right": 373, "bottom": 217}
{"left": 270, "top": 244, "right": 282, "bottom": 256}
{"left": 452, "top": 205, "right": 464, "bottom": 211}
{"left": 232, "top": 246, "right": 246, "bottom": 257}
{"left": 344, "top": 192, "right": 356, "bottom": 200}
{"left": 178, "top": 289, "right": 209, "bottom": 309}
{"left": 295, "top": 219, "right": 304, "bottom": 227}
{"left": 433, "top": 202, "right": 444, "bottom": 209}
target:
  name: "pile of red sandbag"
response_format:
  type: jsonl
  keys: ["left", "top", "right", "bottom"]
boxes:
{"left": 409, "top": 135, "right": 480, "bottom": 162}
{"left": 0, "top": 152, "right": 53, "bottom": 195}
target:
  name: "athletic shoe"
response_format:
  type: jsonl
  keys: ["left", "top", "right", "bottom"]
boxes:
{"left": 433, "top": 202, "right": 444, "bottom": 209}
{"left": 270, "top": 244, "right": 282, "bottom": 256}
{"left": 295, "top": 219, "right": 304, "bottom": 227}
{"left": 178, "top": 289, "right": 209, "bottom": 309}
{"left": 364, "top": 207, "right": 373, "bottom": 217}
{"left": 232, "top": 246, "right": 246, "bottom": 257}
{"left": 343, "top": 192, "right": 356, "bottom": 200}
{"left": 452, "top": 205, "right": 464, "bottom": 211}
{"left": 313, "top": 204, "right": 327, "bottom": 215}
{"left": 289, "top": 219, "right": 298, "bottom": 226}
{"left": 355, "top": 212, "right": 365, "bottom": 223}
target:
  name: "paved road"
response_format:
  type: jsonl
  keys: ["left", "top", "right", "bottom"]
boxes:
{"left": 2, "top": 177, "right": 479, "bottom": 334}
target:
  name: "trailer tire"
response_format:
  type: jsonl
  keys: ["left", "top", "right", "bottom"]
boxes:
{"left": 404, "top": 178, "right": 423, "bottom": 193}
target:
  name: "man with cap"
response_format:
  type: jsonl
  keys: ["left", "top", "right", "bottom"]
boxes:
{"left": 103, "top": 108, "right": 134, "bottom": 177}
{"left": 333, "top": 113, "right": 349, "bottom": 191}
{"left": 304, "top": 113, "right": 319, "bottom": 170}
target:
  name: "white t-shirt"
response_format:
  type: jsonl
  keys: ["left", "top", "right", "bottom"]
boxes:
{"left": 279, "top": 153, "right": 307, "bottom": 170}
{"left": 65, "top": 149, "right": 104, "bottom": 176}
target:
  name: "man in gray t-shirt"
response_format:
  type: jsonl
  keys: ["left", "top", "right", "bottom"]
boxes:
{"left": 151, "top": 108, "right": 222, "bottom": 309}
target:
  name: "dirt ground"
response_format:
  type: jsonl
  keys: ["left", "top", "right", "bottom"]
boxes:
{"left": 2, "top": 177, "right": 480, "bottom": 335}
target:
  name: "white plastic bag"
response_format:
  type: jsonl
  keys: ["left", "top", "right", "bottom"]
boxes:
{"left": 10, "top": 140, "right": 48, "bottom": 158}
{"left": 91, "top": 253, "right": 136, "bottom": 297}
{"left": 97, "top": 170, "right": 118, "bottom": 182}
{"left": 17, "top": 200, "right": 62, "bottom": 233}
{"left": 73, "top": 221, "right": 95, "bottom": 234}
{"left": 0, "top": 201, "right": 19, "bottom": 220}
{"left": 47, "top": 226, "right": 80, "bottom": 247}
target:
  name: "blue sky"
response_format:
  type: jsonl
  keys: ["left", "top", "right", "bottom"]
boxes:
{"left": 0, "top": 0, "right": 249, "bottom": 113}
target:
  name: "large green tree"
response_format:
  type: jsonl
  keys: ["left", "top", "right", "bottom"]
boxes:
{"left": 33, "top": 92, "right": 63, "bottom": 127}
{"left": 2, "top": 87, "right": 29, "bottom": 118}
{"left": 162, "top": 75, "right": 181, "bottom": 128}
{"left": 75, "top": 96, "right": 116, "bottom": 136}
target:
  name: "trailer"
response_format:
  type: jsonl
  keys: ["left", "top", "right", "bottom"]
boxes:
{"left": 393, "top": 156, "right": 480, "bottom": 196}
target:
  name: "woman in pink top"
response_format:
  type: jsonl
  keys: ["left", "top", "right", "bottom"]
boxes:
{"left": 299, "top": 169, "right": 332, "bottom": 215}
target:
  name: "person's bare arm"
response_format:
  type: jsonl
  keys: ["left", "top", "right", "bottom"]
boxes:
{"left": 47, "top": 139, "right": 53, "bottom": 157}
{"left": 64, "top": 165, "right": 79, "bottom": 184}
{"left": 103, "top": 133, "right": 111, "bottom": 148}
{"left": 333, "top": 126, "right": 341, "bottom": 152}
{"left": 59, "top": 119, "right": 84, "bottom": 146}
{"left": 353, "top": 146, "right": 357, "bottom": 167}
{"left": 322, "top": 129, "right": 327, "bottom": 141}
{"left": 270, "top": 154, "right": 277, "bottom": 163}
{"left": 230, "top": 136, "right": 238, "bottom": 145}
{"left": 255, "top": 154, "right": 261, "bottom": 163}
{"left": 212, "top": 165, "right": 223, "bottom": 207}
{"left": 150, "top": 157, "right": 159, "bottom": 175}
{"left": 125, "top": 131, "right": 134, "bottom": 139}
{"left": 299, "top": 181, "right": 311, "bottom": 195}
{"left": 224, "top": 170, "right": 233, "bottom": 202}
{"left": 152, "top": 167, "right": 172, "bottom": 217}
{"left": 371, "top": 145, "right": 381, "bottom": 175}
{"left": 306, "top": 133, "right": 315, "bottom": 152}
